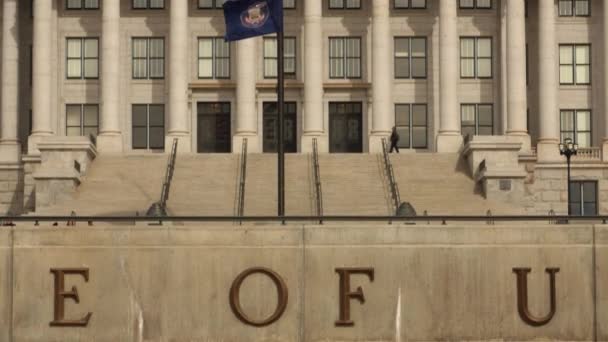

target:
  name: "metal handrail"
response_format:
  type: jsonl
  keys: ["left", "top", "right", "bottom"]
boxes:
{"left": 312, "top": 138, "right": 323, "bottom": 223}
{"left": 7, "top": 215, "right": 608, "bottom": 225}
{"left": 237, "top": 139, "right": 248, "bottom": 219}
{"left": 381, "top": 138, "right": 401, "bottom": 214}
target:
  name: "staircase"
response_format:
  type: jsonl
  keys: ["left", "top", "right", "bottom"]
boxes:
{"left": 389, "top": 153, "right": 523, "bottom": 215}
{"left": 32, "top": 152, "right": 522, "bottom": 217}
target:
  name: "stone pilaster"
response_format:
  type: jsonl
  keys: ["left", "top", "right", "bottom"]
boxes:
{"left": 97, "top": 0, "right": 123, "bottom": 153}
{"left": 234, "top": 38, "right": 259, "bottom": 153}
{"left": 537, "top": 0, "right": 560, "bottom": 162}
{"left": 436, "top": 0, "right": 463, "bottom": 152}
{"left": 167, "top": 0, "right": 191, "bottom": 153}
{"left": 301, "top": 0, "right": 326, "bottom": 153}
{"left": 29, "top": 0, "right": 54, "bottom": 155}
{"left": 506, "top": 0, "right": 531, "bottom": 152}
{"left": 369, "top": 0, "right": 392, "bottom": 153}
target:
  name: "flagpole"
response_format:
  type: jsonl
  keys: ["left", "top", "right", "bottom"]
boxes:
{"left": 277, "top": 28, "right": 285, "bottom": 219}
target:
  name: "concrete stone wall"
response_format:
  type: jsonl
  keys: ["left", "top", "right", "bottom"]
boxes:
{"left": 0, "top": 223, "right": 605, "bottom": 341}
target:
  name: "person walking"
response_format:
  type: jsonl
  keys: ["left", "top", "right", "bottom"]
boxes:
{"left": 389, "top": 126, "right": 400, "bottom": 153}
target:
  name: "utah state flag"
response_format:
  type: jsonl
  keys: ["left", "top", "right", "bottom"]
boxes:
{"left": 223, "top": 0, "right": 284, "bottom": 42}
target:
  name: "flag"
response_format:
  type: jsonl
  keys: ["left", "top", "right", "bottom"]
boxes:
{"left": 223, "top": 0, "right": 283, "bottom": 42}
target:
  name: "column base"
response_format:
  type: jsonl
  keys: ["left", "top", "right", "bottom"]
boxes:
{"left": 96, "top": 134, "right": 123, "bottom": 154}
{"left": 536, "top": 139, "right": 562, "bottom": 163}
{"left": 27, "top": 133, "right": 53, "bottom": 155}
{"left": 602, "top": 140, "right": 608, "bottom": 162}
{"left": 233, "top": 134, "right": 260, "bottom": 154}
{"left": 301, "top": 134, "right": 328, "bottom": 153}
{"left": 165, "top": 134, "right": 192, "bottom": 153}
{"left": 0, "top": 141, "right": 21, "bottom": 164}
{"left": 436, "top": 133, "right": 464, "bottom": 153}
{"left": 368, "top": 133, "right": 390, "bottom": 154}
{"left": 506, "top": 133, "right": 531, "bottom": 153}
{"left": 0, "top": 164, "right": 24, "bottom": 215}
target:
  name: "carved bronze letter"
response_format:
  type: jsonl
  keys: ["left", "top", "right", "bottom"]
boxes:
{"left": 513, "top": 267, "right": 560, "bottom": 327}
{"left": 50, "top": 268, "right": 93, "bottom": 327}
{"left": 335, "top": 267, "right": 375, "bottom": 327}
{"left": 229, "top": 267, "right": 288, "bottom": 327}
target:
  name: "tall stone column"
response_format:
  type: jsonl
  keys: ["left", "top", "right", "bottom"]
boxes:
{"left": 29, "top": 0, "right": 54, "bottom": 154}
{"left": 0, "top": 0, "right": 21, "bottom": 162}
{"left": 167, "top": 0, "right": 191, "bottom": 153}
{"left": 301, "top": 0, "right": 325, "bottom": 153}
{"left": 537, "top": 0, "right": 560, "bottom": 162}
{"left": 506, "top": 0, "right": 530, "bottom": 152}
{"left": 436, "top": 0, "right": 462, "bottom": 152}
{"left": 97, "top": 0, "right": 123, "bottom": 153}
{"left": 369, "top": 0, "right": 392, "bottom": 153}
{"left": 234, "top": 38, "right": 259, "bottom": 153}
{"left": 602, "top": 2, "right": 608, "bottom": 161}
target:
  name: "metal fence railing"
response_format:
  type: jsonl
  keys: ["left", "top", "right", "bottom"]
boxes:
{"left": 312, "top": 138, "right": 323, "bottom": 224}
{"left": 236, "top": 139, "right": 248, "bottom": 221}
{"left": 381, "top": 138, "right": 401, "bottom": 215}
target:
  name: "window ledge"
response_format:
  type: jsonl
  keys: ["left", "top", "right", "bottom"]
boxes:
{"left": 559, "top": 85, "right": 592, "bottom": 91}
{"left": 324, "top": 81, "right": 371, "bottom": 89}
{"left": 257, "top": 81, "right": 304, "bottom": 89}
{"left": 190, "top": 81, "right": 236, "bottom": 89}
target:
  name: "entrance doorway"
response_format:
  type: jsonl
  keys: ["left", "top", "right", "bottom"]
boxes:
{"left": 197, "top": 102, "right": 231, "bottom": 153}
{"left": 329, "top": 102, "right": 363, "bottom": 153}
{"left": 263, "top": 102, "right": 297, "bottom": 153}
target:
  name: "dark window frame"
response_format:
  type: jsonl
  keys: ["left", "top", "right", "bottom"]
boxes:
{"left": 394, "top": 0, "right": 427, "bottom": 9}
{"left": 132, "top": 104, "right": 165, "bottom": 150}
{"left": 460, "top": 36, "right": 493, "bottom": 79}
{"left": 394, "top": 36, "right": 427, "bottom": 79}
{"left": 395, "top": 104, "right": 428, "bottom": 149}
{"left": 263, "top": 101, "right": 298, "bottom": 153}
{"left": 198, "top": 37, "right": 231, "bottom": 80}
{"left": 66, "top": 37, "right": 99, "bottom": 80}
{"left": 132, "top": 37, "right": 165, "bottom": 80}
{"left": 559, "top": 43, "right": 591, "bottom": 85}
{"left": 66, "top": 0, "right": 100, "bottom": 10}
{"left": 569, "top": 181, "right": 598, "bottom": 216}
{"left": 263, "top": 36, "right": 297, "bottom": 79}
{"left": 132, "top": 0, "right": 165, "bottom": 10}
{"left": 329, "top": 37, "right": 362, "bottom": 79}
{"left": 66, "top": 104, "right": 99, "bottom": 137}
{"left": 558, "top": 0, "right": 591, "bottom": 17}
{"left": 459, "top": 0, "right": 492, "bottom": 9}
{"left": 461, "top": 103, "right": 494, "bottom": 136}
{"left": 560, "top": 109, "right": 592, "bottom": 147}
{"left": 328, "top": 0, "right": 361, "bottom": 10}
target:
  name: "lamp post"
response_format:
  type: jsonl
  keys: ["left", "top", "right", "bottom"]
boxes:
{"left": 559, "top": 138, "right": 578, "bottom": 216}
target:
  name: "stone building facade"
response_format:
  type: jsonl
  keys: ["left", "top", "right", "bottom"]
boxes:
{"left": 0, "top": 0, "right": 606, "bottom": 215}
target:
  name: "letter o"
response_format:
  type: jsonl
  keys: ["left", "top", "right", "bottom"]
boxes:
{"left": 229, "top": 267, "right": 288, "bottom": 327}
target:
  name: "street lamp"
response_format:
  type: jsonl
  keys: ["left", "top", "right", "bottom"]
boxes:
{"left": 559, "top": 138, "right": 578, "bottom": 216}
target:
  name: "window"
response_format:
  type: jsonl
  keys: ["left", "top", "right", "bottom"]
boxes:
{"left": 198, "top": 0, "right": 226, "bottom": 8}
{"left": 133, "top": 0, "right": 164, "bottom": 9}
{"left": 394, "top": 0, "right": 426, "bottom": 8}
{"left": 132, "top": 38, "right": 165, "bottom": 79}
{"left": 66, "top": 105, "right": 98, "bottom": 137}
{"left": 263, "top": 102, "right": 298, "bottom": 153}
{"left": 461, "top": 104, "right": 493, "bottom": 136}
{"left": 460, "top": 37, "right": 492, "bottom": 78}
{"left": 283, "top": 0, "right": 296, "bottom": 8}
{"left": 198, "top": 38, "right": 230, "bottom": 79}
{"left": 395, "top": 104, "right": 427, "bottom": 149}
{"left": 559, "top": 44, "right": 590, "bottom": 85}
{"left": 395, "top": 37, "right": 427, "bottom": 79}
{"left": 459, "top": 0, "right": 492, "bottom": 9}
{"left": 66, "top": 0, "right": 99, "bottom": 9}
{"left": 569, "top": 181, "right": 597, "bottom": 216}
{"left": 264, "top": 37, "right": 296, "bottom": 79}
{"left": 559, "top": 0, "right": 590, "bottom": 16}
{"left": 329, "top": 0, "right": 360, "bottom": 9}
{"left": 560, "top": 110, "right": 591, "bottom": 147}
{"left": 66, "top": 38, "right": 99, "bottom": 79}
{"left": 132, "top": 104, "right": 165, "bottom": 149}
{"left": 197, "top": 102, "right": 232, "bottom": 153}
{"left": 329, "top": 37, "right": 361, "bottom": 79}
